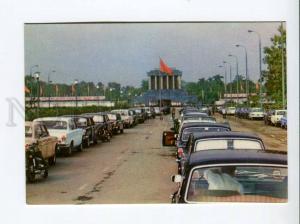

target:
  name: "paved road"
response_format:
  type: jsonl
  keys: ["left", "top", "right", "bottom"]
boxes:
{"left": 27, "top": 115, "right": 178, "bottom": 204}
{"left": 26, "top": 112, "right": 287, "bottom": 204}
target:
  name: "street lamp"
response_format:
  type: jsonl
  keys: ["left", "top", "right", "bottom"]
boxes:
{"left": 223, "top": 61, "right": 232, "bottom": 103}
{"left": 34, "top": 72, "right": 40, "bottom": 116}
{"left": 228, "top": 54, "right": 239, "bottom": 104}
{"left": 218, "top": 65, "right": 227, "bottom": 96}
{"left": 29, "top": 65, "right": 39, "bottom": 104}
{"left": 74, "top": 79, "right": 78, "bottom": 109}
{"left": 48, "top": 70, "right": 56, "bottom": 108}
{"left": 96, "top": 85, "right": 100, "bottom": 110}
{"left": 236, "top": 44, "right": 249, "bottom": 107}
{"left": 248, "top": 29, "right": 263, "bottom": 108}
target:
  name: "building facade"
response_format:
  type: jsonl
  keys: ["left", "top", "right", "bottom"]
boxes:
{"left": 147, "top": 69, "right": 182, "bottom": 90}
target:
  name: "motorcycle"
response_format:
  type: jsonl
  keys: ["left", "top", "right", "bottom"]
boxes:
{"left": 25, "top": 143, "right": 48, "bottom": 182}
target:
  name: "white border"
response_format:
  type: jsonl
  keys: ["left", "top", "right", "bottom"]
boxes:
{"left": 0, "top": 0, "right": 298, "bottom": 224}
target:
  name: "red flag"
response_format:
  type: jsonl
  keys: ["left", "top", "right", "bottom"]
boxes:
{"left": 159, "top": 58, "right": 173, "bottom": 76}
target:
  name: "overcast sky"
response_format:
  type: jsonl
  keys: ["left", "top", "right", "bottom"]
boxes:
{"left": 24, "top": 22, "right": 283, "bottom": 87}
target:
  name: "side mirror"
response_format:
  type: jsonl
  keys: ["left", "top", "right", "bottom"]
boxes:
{"left": 171, "top": 174, "right": 182, "bottom": 183}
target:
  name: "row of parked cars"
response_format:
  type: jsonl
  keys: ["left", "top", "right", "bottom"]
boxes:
{"left": 218, "top": 106, "right": 287, "bottom": 129}
{"left": 25, "top": 107, "right": 160, "bottom": 182}
{"left": 162, "top": 106, "right": 287, "bottom": 203}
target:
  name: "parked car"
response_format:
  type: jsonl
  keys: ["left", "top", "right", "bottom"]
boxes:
{"left": 25, "top": 121, "right": 58, "bottom": 165}
{"left": 144, "top": 107, "right": 156, "bottom": 119}
{"left": 226, "top": 107, "right": 236, "bottom": 115}
{"left": 131, "top": 108, "right": 145, "bottom": 123}
{"left": 264, "top": 110, "right": 274, "bottom": 125}
{"left": 175, "top": 131, "right": 266, "bottom": 176}
{"left": 34, "top": 117, "right": 84, "bottom": 156}
{"left": 107, "top": 113, "right": 124, "bottom": 134}
{"left": 270, "top": 110, "right": 287, "bottom": 126}
{"left": 248, "top": 107, "right": 264, "bottom": 120}
{"left": 280, "top": 116, "right": 287, "bottom": 129}
{"left": 83, "top": 113, "right": 112, "bottom": 142}
{"left": 171, "top": 150, "right": 287, "bottom": 203}
{"left": 154, "top": 107, "right": 162, "bottom": 115}
{"left": 111, "top": 109, "right": 134, "bottom": 128}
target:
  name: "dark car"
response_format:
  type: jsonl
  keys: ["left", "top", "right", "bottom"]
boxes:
{"left": 264, "top": 110, "right": 274, "bottom": 125}
{"left": 83, "top": 113, "right": 112, "bottom": 142}
{"left": 90, "top": 112, "right": 114, "bottom": 137}
{"left": 177, "top": 131, "right": 266, "bottom": 175}
{"left": 171, "top": 150, "right": 287, "bottom": 203}
{"left": 131, "top": 108, "right": 145, "bottom": 123}
{"left": 107, "top": 112, "right": 124, "bottom": 134}
{"left": 163, "top": 122, "right": 231, "bottom": 148}
{"left": 62, "top": 115, "right": 97, "bottom": 147}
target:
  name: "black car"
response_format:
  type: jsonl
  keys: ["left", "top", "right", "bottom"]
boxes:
{"left": 107, "top": 112, "right": 124, "bottom": 134}
{"left": 171, "top": 150, "right": 287, "bottom": 203}
{"left": 176, "top": 131, "right": 266, "bottom": 176}
{"left": 62, "top": 115, "right": 97, "bottom": 147}
{"left": 163, "top": 122, "right": 231, "bottom": 148}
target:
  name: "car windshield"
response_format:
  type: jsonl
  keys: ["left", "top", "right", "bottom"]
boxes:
{"left": 186, "top": 165, "right": 287, "bottom": 203}
{"left": 108, "top": 114, "right": 117, "bottom": 120}
{"left": 25, "top": 125, "right": 33, "bottom": 137}
{"left": 93, "top": 115, "right": 104, "bottom": 123}
{"left": 135, "top": 109, "right": 141, "bottom": 113}
{"left": 195, "top": 139, "right": 263, "bottom": 151}
{"left": 251, "top": 108, "right": 263, "bottom": 112}
{"left": 42, "top": 120, "right": 68, "bottom": 129}
{"left": 181, "top": 127, "right": 230, "bottom": 141}
{"left": 277, "top": 111, "right": 286, "bottom": 116}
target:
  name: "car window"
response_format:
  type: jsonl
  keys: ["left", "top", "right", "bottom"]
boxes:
{"left": 75, "top": 118, "right": 87, "bottom": 127}
{"left": 108, "top": 114, "right": 117, "bottom": 120}
{"left": 181, "top": 127, "right": 230, "bottom": 141}
{"left": 93, "top": 115, "right": 104, "bottom": 123}
{"left": 42, "top": 120, "right": 68, "bottom": 130}
{"left": 195, "top": 139, "right": 263, "bottom": 151}
{"left": 277, "top": 111, "right": 286, "bottom": 116}
{"left": 186, "top": 165, "right": 287, "bottom": 203}
{"left": 40, "top": 125, "right": 49, "bottom": 137}
{"left": 69, "top": 120, "right": 76, "bottom": 130}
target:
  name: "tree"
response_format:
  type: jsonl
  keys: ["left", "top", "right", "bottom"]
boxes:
{"left": 263, "top": 24, "right": 286, "bottom": 107}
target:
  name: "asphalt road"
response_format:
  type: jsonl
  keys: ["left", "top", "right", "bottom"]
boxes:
{"left": 26, "top": 112, "right": 287, "bottom": 204}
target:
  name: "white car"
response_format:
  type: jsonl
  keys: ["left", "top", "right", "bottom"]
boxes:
{"left": 270, "top": 110, "right": 287, "bottom": 126}
{"left": 248, "top": 107, "right": 264, "bottom": 120}
{"left": 226, "top": 107, "right": 236, "bottom": 115}
{"left": 111, "top": 109, "right": 134, "bottom": 128}
{"left": 34, "top": 117, "right": 84, "bottom": 156}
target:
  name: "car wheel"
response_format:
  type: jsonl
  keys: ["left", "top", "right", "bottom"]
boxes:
{"left": 48, "top": 152, "right": 56, "bottom": 166}
{"left": 43, "top": 169, "right": 48, "bottom": 179}
{"left": 77, "top": 142, "right": 83, "bottom": 152}
{"left": 65, "top": 142, "right": 73, "bottom": 157}
{"left": 27, "top": 167, "right": 35, "bottom": 183}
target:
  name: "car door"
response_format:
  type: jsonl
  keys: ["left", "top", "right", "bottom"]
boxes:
{"left": 69, "top": 119, "right": 80, "bottom": 147}
{"left": 40, "top": 124, "right": 55, "bottom": 158}
{"left": 35, "top": 124, "right": 48, "bottom": 158}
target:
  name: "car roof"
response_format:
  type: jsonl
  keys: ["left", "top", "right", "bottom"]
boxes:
{"left": 191, "top": 131, "right": 261, "bottom": 140}
{"left": 34, "top": 117, "right": 72, "bottom": 122}
{"left": 188, "top": 149, "right": 287, "bottom": 167}
{"left": 182, "top": 122, "right": 230, "bottom": 129}
{"left": 62, "top": 115, "right": 90, "bottom": 119}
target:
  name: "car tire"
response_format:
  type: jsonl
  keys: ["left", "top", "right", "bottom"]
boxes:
{"left": 65, "top": 142, "right": 73, "bottom": 157}
{"left": 43, "top": 169, "right": 48, "bottom": 179}
{"left": 48, "top": 152, "right": 56, "bottom": 166}
{"left": 77, "top": 142, "right": 83, "bottom": 152}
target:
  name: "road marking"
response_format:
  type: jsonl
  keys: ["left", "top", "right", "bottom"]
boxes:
{"left": 79, "top": 184, "right": 88, "bottom": 190}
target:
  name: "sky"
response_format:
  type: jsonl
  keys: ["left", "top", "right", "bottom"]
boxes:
{"left": 24, "top": 22, "right": 283, "bottom": 87}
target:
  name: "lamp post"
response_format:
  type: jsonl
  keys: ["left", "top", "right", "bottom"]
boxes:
{"left": 34, "top": 72, "right": 40, "bottom": 116}
{"left": 48, "top": 70, "right": 56, "bottom": 108}
{"left": 223, "top": 61, "right": 232, "bottom": 104}
{"left": 228, "top": 54, "right": 239, "bottom": 104}
{"left": 236, "top": 44, "right": 249, "bottom": 106}
{"left": 248, "top": 29, "right": 263, "bottom": 108}
{"left": 96, "top": 85, "right": 100, "bottom": 111}
{"left": 29, "top": 65, "right": 39, "bottom": 106}
{"left": 218, "top": 65, "right": 227, "bottom": 97}
{"left": 74, "top": 79, "right": 78, "bottom": 109}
